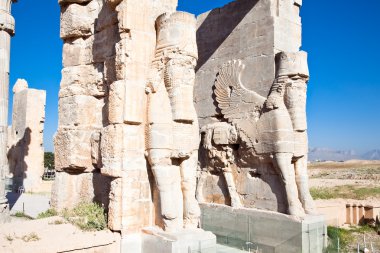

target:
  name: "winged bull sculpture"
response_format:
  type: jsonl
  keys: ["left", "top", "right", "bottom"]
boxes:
{"left": 208, "top": 52, "right": 317, "bottom": 217}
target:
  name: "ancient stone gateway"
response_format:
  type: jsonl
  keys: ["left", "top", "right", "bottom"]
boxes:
{"left": 54, "top": 0, "right": 215, "bottom": 252}
{"left": 195, "top": 0, "right": 325, "bottom": 251}
{"left": 53, "top": 0, "right": 325, "bottom": 252}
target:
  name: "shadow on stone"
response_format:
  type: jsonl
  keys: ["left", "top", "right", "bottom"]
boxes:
{"left": 196, "top": 0, "right": 259, "bottom": 71}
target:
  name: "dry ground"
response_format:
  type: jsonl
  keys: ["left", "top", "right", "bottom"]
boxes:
{"left": 308, "top": 160, "right": 380, "bottom": 252}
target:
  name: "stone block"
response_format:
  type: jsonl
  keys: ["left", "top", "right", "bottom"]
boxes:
{"left": 108, "top": 80, "right": 125, "bottom": 124}
{"left": 115, "top": 33, "right": 154, "bottom": 81}
{"left": 108, "top": 170, "right": 152, "bottom": 233}
{"left": 121, "top": 234, "right": 142, "bottom": 253}
{"left": 123, "top": 81, "right": 146, "bottom": 124}
{"left": 51, "top": 171, "right": 111, "bottom": 211}
{"left": 93, "top": 24, "right": 119, "bottom": 63}
{"left": 116, "top": 1, "right": 153, "bottom": 32}
{"left": 95, "top": 2, "right": 118, "bottom": 33}
{"left": 59, "top": 64, "right": 106, "bottom": 98}
{"left": 58, "top": 95, "right": 105, "bottom": 129}
{"left": 274, "top": 17, "right": 301, "bottom": 52}
{"left": 60, "top": 0, "right": 102, "bottom": 39}
{"left": 54, "top": 129, "right": 97, "bottom": 172}
{"left": 107, "top": 79, "right": 146, "bottom": 125}
{"left": 104, "top": 56, "right": 117, "bottom": 85}
{"left": 91, "top": 131, "right": 102, "bottom": 169}
{"left": 276, "top": 0, "right": 302, "bottom": 24}
{"left": 63, "top": 25, "right": 119, "bottom": 67}
{"left": 100, "top": 124, "right": 145, "bottom": 178}
{"left": 62, "top": 36, "right": 94, "bottom": 67}
{"left": 108, "top": 177, "right": 122, "bottom": 231}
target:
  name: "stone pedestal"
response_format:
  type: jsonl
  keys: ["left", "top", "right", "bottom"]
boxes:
{"left": 139, "top": 227, "right": 216, "bottom": 253}
{"left": 200, "top": 203, "right": 326, "bottom": 253}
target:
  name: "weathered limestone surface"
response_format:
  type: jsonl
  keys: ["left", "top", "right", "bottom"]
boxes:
{"left": 195, "top": 0, "right": 316, "bottom": 218}
{"left": 100, "top": 0, "right": 179, "bottom": 235}
{"left": 51, "top": 171, "right": 111, "bottom": 211}
{"left": 195, "top": 0, "right": 301, "bottom": 123}
{"left": 55, "top": 2, "right": 211, "bottom": 249}
{"left": 53, "top": 0, "right": 115, "bottom": 213}
{"left": 8, "top": 79, "right": 46, "bottom": 193}
{"left": 0, "top": 0, "right": 16, "bottom": 222}
{"left": 55, "top": 0, "right": 318, "bottom": 251}
{"left": 146, "top": 11, "right": 200, "bottom": 232}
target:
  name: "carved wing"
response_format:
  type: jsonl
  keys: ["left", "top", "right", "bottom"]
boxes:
{"left": 214, "top": 60, "right": 266, "bottom": 123}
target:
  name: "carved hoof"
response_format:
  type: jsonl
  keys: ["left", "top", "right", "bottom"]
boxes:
{"left": 288, "top": 204, "right": 306, "bottom": 218}
{"left": 231, "top": 198, "right": 243, "bottom": 209}
{"left": 304, "top": 200, "right": 318, "bottom": 215}
{"left": 185, "top": 202, "right": 201, "bottom": 218}
{"left": 163, "top": 218, "right": 180, "bottom": 232}
{"left": 184, "top": 218, "right": 199, "bottom": 229}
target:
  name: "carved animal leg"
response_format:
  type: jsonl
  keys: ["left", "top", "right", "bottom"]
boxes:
{"left": 152, "top": 164, "right": 181, "bottom": 232}
{"left": 273, "top": 153, "right": 305, "bottom": 217}
{"left": 295, "top": 155, "right": 317, "bottom": 214}
{"left": 180, "top": 152, "right": 201, "bottom": 229}
{"left": 223, "top": 168, "right": 242, "bottom": 208}
{"left": 196, "top": 171, "right": 207, "bottom": 203}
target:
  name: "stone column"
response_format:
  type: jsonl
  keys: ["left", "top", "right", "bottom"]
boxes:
{"left": 0, "top": 0, "right": 15, "bottom": 221}
{"left": 8, "top": 79, "right": 46, "bottom": 193}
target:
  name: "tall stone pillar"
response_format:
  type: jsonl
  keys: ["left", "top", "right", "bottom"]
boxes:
{"left": 0, "top": 0, "right": 15, "bottom": 221}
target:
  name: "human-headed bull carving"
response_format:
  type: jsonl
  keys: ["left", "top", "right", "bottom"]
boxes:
{"left": 203, "top": 51, "right": 316, "bottom": 217}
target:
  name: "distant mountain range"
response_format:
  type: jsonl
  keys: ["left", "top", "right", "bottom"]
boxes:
{"left": 308, "top": 148, "right": 380, "bottom": 161}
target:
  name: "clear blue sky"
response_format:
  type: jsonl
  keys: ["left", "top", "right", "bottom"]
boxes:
{"left": 8, "top": 0, "right": 380, "bottom": 153}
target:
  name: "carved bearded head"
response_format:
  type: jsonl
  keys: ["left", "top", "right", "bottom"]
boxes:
{"left": 276, "top": 51, "right": 310, "bottom": 131}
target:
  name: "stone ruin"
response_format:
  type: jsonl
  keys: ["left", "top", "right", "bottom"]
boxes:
{"left": 7, "top": 79, "right": 46, "bottom": 193}
{"left": 1, "top": 0, "right": 48, "bottom": 217}
{"left": 0, "top": 0, "right": 16, "bottom": 222}
{"left": 195, "top": 0, "right": 314, "bottom": 216}
{"left": 49, "top": 0, "right": 325, "bottom": 252}
{"left": 55, "top": 0, "right": 208, "bottom": 239}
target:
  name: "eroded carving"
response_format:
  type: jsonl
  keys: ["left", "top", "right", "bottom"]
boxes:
{"left": 201, "top": 51, "right": 316, "bottom": 217}
{"left": 198, "top": 122, "right": 242, "bottom": 208}
{"left": 146, "top": 11, "right": 200, "bottom": 231}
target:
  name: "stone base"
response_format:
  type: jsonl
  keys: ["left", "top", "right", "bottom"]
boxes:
{"left": 200, "top": 203, "right": 326, "bottom": 253}
{"left": 140, "top": 227, "right": 216, "bottom": 253}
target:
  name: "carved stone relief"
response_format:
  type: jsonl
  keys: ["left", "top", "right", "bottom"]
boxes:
{"left": 198, "top": 52, "right": 316, "bottom": 217}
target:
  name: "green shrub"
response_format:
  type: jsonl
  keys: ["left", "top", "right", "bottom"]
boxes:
{"left": 325, "top": 226, "right": 353, "bottom": 252}
{"left": 44, "top": 152, "right": 55, "bottom": 169}
{"left": 63, "top": 202, "right": 107, "bottom": 231}
{"left": 37, "top": 209, "right": 58, "bottom": 219}
{"left": 13, "top": 212, "right": 32, "bottom": 219}
{"left": 311, "top": 186, "right": 380, "bottom": 200}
